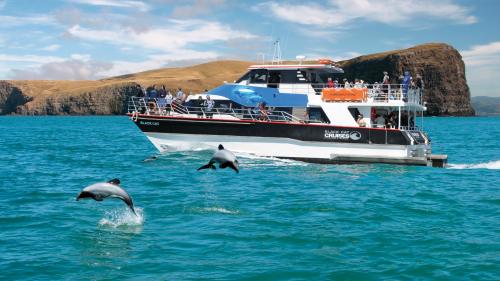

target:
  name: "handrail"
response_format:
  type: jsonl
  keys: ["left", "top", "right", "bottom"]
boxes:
{"left": 127, "top": 97, "right": 303, "bottom": 123}
{"left": 242, "top": 82, "right": 424, "bottom": 105}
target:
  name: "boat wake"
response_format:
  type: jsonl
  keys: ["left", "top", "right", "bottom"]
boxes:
{"left": 234, "top": 152, "right": 309, "bottom": 167}
{"left": 99, "top": 207, "right": 144, "bottom": 228}
{"left": 161, "top": 142, "right": 213, "bottom": 152}
{"left": 447, "top": 160, "right": 500, "bottom": 170}
{"left": 190, "top": 206, "right": 240, "bottom": 215}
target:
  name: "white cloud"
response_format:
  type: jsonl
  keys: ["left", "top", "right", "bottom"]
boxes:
{"left": 66, "top": 20, "right": 257, "bottom": 52}
{"left": 171, "top": 0, "right": 226, "bottom": 18}
{"left": 100, "top": 49, "right": 219, "bottom": 77}
{"left": 10, "top": 59, "right": 113, "bottom": 80}
{"left": 41, "top": 44, "right": 61, "bottom": 51}
{"left": 261, "top": 0, "right": 476, "bottom": 27}
{"left": 461, "top": 41, "right": 500, "bottom": 97}
{"left": 0, "top": 54, "right": 65, "bottom": 64}
{"left": 0, "top": 14, "right": 56, "bottom": 27}
{"left": 67, "top": 0, "right": 150, "bottom": 12}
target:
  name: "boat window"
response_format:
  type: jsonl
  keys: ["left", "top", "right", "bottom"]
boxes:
{"left": 348, "top": 107, "right": 361, "bottom": 120}
{"left": 268, "top": 71, "right": 281, "bottom": 88}
{"left": 280, "top": 70, "right": 298, "bottom": 83}
{"left": 235, "top": 71, "right": 251, "bottom": 83}
{"left": 308, "top": 107, "right": 330, "bottom": 123}
{"left": 249, "top": 69, "right": 268, "bottom": 84}
{"left": 296, "top": 70, "right": 309, "bottom": 83}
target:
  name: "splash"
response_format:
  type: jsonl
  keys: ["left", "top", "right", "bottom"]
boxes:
{"left": 447, "top": 160, "right": 500, "bottom": 170}
{"left": 99, "top": 207, "right": 144, "bottom": 228}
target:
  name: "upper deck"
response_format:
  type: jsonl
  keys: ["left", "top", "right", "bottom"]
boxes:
{"left": 232, "top": 61, "right": 425, "bottom": 109}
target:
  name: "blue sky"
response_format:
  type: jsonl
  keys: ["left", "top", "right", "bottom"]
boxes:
{"left": 0, "top": 0, "right": 499, "bottom": 97}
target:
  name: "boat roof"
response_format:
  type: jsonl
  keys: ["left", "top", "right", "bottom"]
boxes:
{"left": 248, "top": 64, "right": 344, "bottom": 73}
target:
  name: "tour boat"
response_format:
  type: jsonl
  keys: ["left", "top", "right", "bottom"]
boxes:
{"left": 127, "top": 60, "right": 447, "bottom": 167}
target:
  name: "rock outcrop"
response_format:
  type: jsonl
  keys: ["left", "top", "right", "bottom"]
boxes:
{"left": 339, "top": 43, "right": 474, "bottom": 116}
{"left": 0, "top": 45, "right": 475, "bottom": 116}
{"left": 17, "top": 82, "right": 141, "bottom": 115}
{"left": 0, "top": 81, "right": 32, "bottom": 114}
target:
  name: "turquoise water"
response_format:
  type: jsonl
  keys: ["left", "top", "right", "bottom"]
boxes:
{"left": 0, "top": 116, "right": 499, "bottom": 280}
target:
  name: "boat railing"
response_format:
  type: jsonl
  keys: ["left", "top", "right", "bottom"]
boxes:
{"left": 127, "top": 97, "right": 304, "bottom": 123}
{"left": 264, "top": 82, "right": 423, "bottom": 105}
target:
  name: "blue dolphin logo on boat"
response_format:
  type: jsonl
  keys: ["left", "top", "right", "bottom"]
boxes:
{"left": 231, "top": 86, "right": 265, "bottom": 105}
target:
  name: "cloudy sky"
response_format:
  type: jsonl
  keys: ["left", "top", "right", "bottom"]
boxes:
{"left": 0, "top": 0, "right": 499, "bottom": 96}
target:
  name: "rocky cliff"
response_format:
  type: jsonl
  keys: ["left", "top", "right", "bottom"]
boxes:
{"left": 339, "top": 43, "right": 474, "bottom": 116}
{"left": 0, "top": 45, "right": 474, "bottom": 116}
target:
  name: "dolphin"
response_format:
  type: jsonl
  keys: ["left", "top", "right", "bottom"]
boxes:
{"left": 76, "top": 178, "right": 137, "bottom": 216}
{"left": 197, "top": 144, "right": 239, "bottom": 173}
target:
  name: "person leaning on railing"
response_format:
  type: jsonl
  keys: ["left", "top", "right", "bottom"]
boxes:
{"left": 195, "top": 96, "right": 204, "bottom": 118}
{"left": 203, "top": 95, "right": 215, "bottom": 118}
{"left": 258, "top": 102, "right": 269, "bottom": 121}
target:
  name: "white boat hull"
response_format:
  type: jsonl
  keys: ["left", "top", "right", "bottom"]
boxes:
{"left": 145, "top": 132, "right": 431, "bottom": 165}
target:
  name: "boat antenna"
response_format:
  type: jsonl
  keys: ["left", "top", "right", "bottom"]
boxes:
{"left": 272, "top": 40, "right": 282, "bottom": 65}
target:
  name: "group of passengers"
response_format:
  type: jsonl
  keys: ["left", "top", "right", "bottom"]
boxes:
{"left": 137, "top": 84, "right": 214, "bottom": 116}
{"left": 325, "top": 71, "right": 424, "bottom": 92}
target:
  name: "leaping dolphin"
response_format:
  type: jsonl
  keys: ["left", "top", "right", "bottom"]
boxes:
{"left": 198, "top": 144, "right": 239, "bottom": 173}
{"left": 76, "top": 178, "right": 137, "bottom": 216}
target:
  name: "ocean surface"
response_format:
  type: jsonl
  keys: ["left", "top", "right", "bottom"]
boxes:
{"left": 0, "top": 116, "right": 498, "bottom": 280}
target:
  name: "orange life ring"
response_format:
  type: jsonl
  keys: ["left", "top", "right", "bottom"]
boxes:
{"left": 318, "top": 59, "right": 333, "bottom": 65}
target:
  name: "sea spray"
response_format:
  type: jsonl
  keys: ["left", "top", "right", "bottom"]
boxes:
{"left": 99, "top": 207, "right": 145, "bottom": 228}
{"left": 447, "top": 160, "right": 500, "bottom": 170}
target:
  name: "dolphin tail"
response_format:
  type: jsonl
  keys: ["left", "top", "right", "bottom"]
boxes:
{"left": 197, "top": 163, "right": 216, "bottom": 171}
{"left": 130, "top": 206, "right": 138, "bottom": 216}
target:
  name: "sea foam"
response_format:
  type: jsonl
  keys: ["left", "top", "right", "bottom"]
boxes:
{"left": 447, "top": 160, "right": 500, "bottom": 170}
{"left": 99, "top": 207, "right": 145, "bottom": 228}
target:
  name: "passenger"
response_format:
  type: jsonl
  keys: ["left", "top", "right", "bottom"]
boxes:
{"left": 387, "top": 112, "right": 396, "bottom": 128}
{"left": 259, "top": 102, "right": 269, "bottom": 121}
{"left": 327, "top": 77, "right": 334, "bottom": 88}
{"left": 195, "top": 96, "right": 204, "bottom": 118}
{"left": 354, "top": 79, "right": 362, "bottom": 88}
{"left": 356, "top": 114, "right": 366, "bottom": 127}
{"left": 204, "top": 95, "right": 215, "bottom": 118}
{"left": 136, "top": 85, "right": 145, "bottom": 97}
{"left": 382, "top": 71, "right": 390, "bottom": 95}
{"left": 157, "top": 85, "right": 167, "bottom": 113}
{"left": 176, "top": 88, "right": 184, "bottom": 101}
{"left": 416, "top": 74, "right": 424, "bottom": 97}
{"left": 165, "top": 90, "right": 173, "bottom": 115}
{"left": 343, "top": 78, "right": 351, "bottom": 89}
{"left": 402, "top": 71, "right": 412, "bottom": 100}
{"left": 150, "top": 84, "right": 158, "bottom": 101}
{"left": 375, "top": 114, "right": 386, "bottom": 128}
{"left": 334, "top": 79, "right": 339, "bottom": 88}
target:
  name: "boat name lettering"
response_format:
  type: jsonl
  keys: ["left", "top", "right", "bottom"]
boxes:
{"left": 140, "top": 121, "right": 159, "bottom": 126}
{"left": 324, "top": 130, "right": 362, "bottom": 140}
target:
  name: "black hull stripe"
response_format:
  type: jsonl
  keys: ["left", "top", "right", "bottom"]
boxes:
{"left": 133, "top": 116, "right": 413, "bottom": 145}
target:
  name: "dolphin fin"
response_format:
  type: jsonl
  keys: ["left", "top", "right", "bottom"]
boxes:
{"left": 197, "top": 163, "right": 216, "bottom": 171}
{"left": 228, "top": 162, "right": 239, "bottom": 173}
{"left": 107, "top": 178, "right": 121, "bottom": 185}
{"left": 220, "top": 162, "right": 239, "bottom": 173}
{"left": 218, "top": 144, "right": 224, "bottom": 150}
